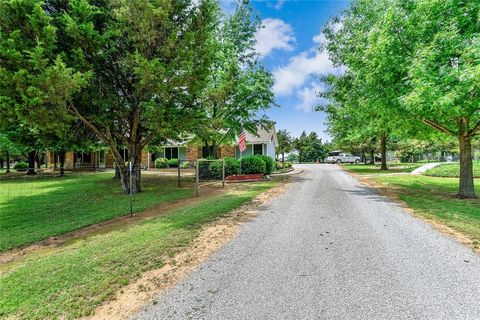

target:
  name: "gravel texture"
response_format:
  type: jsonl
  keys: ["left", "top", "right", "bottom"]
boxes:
{"left": 134, "top": 164, "right": 480, "bottom": 320}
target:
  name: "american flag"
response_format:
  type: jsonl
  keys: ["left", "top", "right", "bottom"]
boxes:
{"left": 238, "top": 131, "right": 247, "bottom": 153}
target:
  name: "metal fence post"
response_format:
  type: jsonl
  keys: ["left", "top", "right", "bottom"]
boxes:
{"left": 177, "top": 161, "right": 181, "bottom": 187}
{"left": 195, "top": 160, "right": 199, "bottom": 197}
{"left": 129, "top": 161, "right": 133, "bottom": 217}
{"left": 222, "top": 158, "right": 225, "bottom": 188}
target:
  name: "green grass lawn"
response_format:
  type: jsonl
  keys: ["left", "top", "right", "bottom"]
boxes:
{"left": 372, "top": 175, "right": 480, "bottom": 242}
{"left": 0, "top": 172, "right": 195, "bottom": 252}
{"left": 0, "top": 180, "right": 277, "bottom": 320}
{"left": 342, "top": 163, "right": 423, "bottom": 175}
{"left": 424, "top": 161, "right": 480, "bottom": 178}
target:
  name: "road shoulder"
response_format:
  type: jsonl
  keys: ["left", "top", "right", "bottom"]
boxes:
{"left": 340, "top": 166, "right": 479, "bottom": 255}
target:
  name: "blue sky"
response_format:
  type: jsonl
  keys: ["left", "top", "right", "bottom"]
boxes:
{"left": 222, "top": 0, "right": 350, "bottom": 141}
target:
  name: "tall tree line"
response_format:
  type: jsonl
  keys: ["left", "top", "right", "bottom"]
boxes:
{"left": 0, "top": 0, "right": 274, "bottom": 193}
{"left": 321, "top": 0, "right": 480, "bottom": 198}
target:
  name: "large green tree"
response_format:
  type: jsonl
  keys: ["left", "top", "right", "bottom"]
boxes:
{"left": 192, "top": 2, "right": 274, "bottom": 158}
{"left": 276, "top": 129, "right": 293, "bottom": 162}
{"left": 293, "top": 131, "right": 326, "bottom": 163}
{"left": 320, "top": 1, "right": 412, "bottom": 171}
{"left": 0, "top": 0, "right": 86, "bottom": 175}
{"left": 401, "top": 0, "right": 480, "bottom": 198}
{"left": 42, "top": 0, "right": 218, "bottom": 193}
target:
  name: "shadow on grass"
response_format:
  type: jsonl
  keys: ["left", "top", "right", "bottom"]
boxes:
{"left": 0, "top": 172, "right": 195, "bottom": 252}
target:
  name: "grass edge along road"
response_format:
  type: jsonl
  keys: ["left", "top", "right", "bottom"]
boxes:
{"left": 0, "top": 179, "right": 281, "bottom": 320}
{"left": 341, "top": 163, "right": 423, "bottom": 175}
{"left": 342, "top": 164, "right": 480, "bottom": 251}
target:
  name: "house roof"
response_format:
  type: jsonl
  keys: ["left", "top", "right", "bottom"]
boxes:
{"left": 242, "top": 126, "right": 277, "bottom": 145}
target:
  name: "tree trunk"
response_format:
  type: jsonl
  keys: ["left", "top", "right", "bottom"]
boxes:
{"left": 282, "top": 152, "right": 285, "bottom": 162}
{"left": 114, "top": 165, "right": 121, "bottom": 179}
{"left": 59, "top": 151, "right": 66, "bottom": 176}
{"left": 362, "top": 149, "right": 367, "bottom": 164}
{"left": 26, "top": 151, "right": 37, "bottom": 175}
{"left": 369, "top": 148, "right": 375, "bottom": 164}
{"left": 458, "top": 135, "right": 476, "bottom": 198}
{"left": 35, "top": 152, "right": 41, "bottom": 169}
{"left": 439, "top": 150, "right": 446, "bottom": 162}
{"left": 115, "top": 148, "right": 142, "bottom": 194}
{"left": 380, "top": 134, "right": 388, "bottom": 170}
{"left": 6, "top": 151, "right": 10, "bottom": 173}
{"left": 130, "top": 161, "right": 141, "bottom": 193}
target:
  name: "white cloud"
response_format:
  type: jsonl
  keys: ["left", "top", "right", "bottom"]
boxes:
{"left": 295, "top": 82, "right": 327, "bottom": 112}
{"left": 255, "top": 18, "right": 295, "bottom": 57}
{"left": 273, "top": 31, "right": 344, "bottom": 112}
{"left": 273, "top": 50, "right": 336, "bottom": 96}
{"left": 312, "top": 33, "right": 326, "bottom": 45}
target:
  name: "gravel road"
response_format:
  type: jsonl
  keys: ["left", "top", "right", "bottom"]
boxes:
{"left": 134, "top": 164, "right": 480, "bottom": 320}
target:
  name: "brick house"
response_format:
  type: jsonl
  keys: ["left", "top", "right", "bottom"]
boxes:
{"left": 47, "top": 126, "right": 277, "bottom": 170}
{"left": 151, "top": 126, "right": 278, "bottom": 165}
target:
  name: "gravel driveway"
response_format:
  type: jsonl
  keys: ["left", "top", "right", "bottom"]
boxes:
{"left": 134, "top": 164, "right": 480, "bottom": 320}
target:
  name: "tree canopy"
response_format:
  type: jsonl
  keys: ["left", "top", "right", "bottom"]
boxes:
{"left": 320, "top": 0, "right": 480, "bottom": 198}
{"left": 0, "top": 0, "right": 275, "bottom": 193}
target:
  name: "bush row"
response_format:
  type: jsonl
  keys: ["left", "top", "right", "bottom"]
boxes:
{"left": 154, "top": 158, "right": 181, "bottom": 168}
{"left": 154, "top": 156, "right": 276, "bottom": 177}
{"left": 275, "top": 161, "right": 293, "bottom": 169}
{"left": 200, "top": 155, "right": 276, "bottom": 178}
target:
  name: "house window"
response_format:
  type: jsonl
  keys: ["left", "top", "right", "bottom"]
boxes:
{"left": 165, "top": 147, "right": 178, "bottom": 159}
{"left": 83, "top": 153, "right": 92, "bottom": 163}
{"left": 99, "top": 150, "right": 106, "bottom": 163}
{"left": 202, "top": 146, "right": 217, "bottom": 158}
{"left": 253, "top": 144, "right": 263, "bottom": 155}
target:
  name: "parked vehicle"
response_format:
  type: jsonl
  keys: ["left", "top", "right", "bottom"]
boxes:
{"left": 325, "top": 151, "right": 361, "bottom": 164}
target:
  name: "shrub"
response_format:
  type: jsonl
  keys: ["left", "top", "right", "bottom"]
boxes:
{"left": 197, "top": 159, "right": 223, "bottom": 180}
{"left": 257, "top": 155, "right": 275, "bottom": 175}
{"left": 14, "top": 161, "right": 28, "bottom": 172}
{"left": 208, "top": 160, "right": 223, "bottom": 180}
{"left": 167, "top": 158, "right": 179, "bottom": 168}
{"left": 224, "top": 157, "right": 240, "bottom": 177}
{"left": 154, "top": 158, "right": 169, "bottom": 169}
{"left": 276, "top": 161, "right": 284, "bottom": 169}
{"left": 284, "top": 161, "right": 293, "bottom": 169}
{"left": 180, "top": 161, "right": 190, "bottom": 169}
{"left": 240, "top": 156, "right": 266, "bottom": 175}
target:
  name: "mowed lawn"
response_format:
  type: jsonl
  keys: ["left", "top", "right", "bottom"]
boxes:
{"left": 0, "top": 172, "right": 194, "bottom": 252}
{"left": 372, "top": 175, "right": 480, "bottom": 242}
{"left": 424, "top": 161, "right": 480, "bottom": 178}
{"left": 342, "top": 163, "right": 423, "bottom": 174}
{"left": 0, "top": 180, "right": 278, "bottom": 320}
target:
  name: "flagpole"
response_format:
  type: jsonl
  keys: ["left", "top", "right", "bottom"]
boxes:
{"left": 240, "top": 147, "right": 242, "bottom": 173}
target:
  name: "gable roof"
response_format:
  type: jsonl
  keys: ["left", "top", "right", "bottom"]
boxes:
{"left": 242, "top": 126, "right": 277, "bottom": 145}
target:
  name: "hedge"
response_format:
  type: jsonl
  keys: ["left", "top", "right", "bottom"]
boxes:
{"left": 257, "top": 155, "right": 275, "bottom": 175}
{"left": 13, "top": 161, "right": 28, "bottom": 171}
{"left": 240, "top": 156, "right": 266, "bottom": 175}
{"left": 224, "top": 157, "right": 240, "bottom": 176}
{"left": 167, "top": 158, "right": 179, "bottom": 168}
{"left": 154, "top": 158, "right": 169, "bottom": 168}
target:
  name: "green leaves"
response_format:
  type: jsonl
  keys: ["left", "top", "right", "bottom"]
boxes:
{"left": 192, "top": 1, "right": 274, "bottom": 149}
